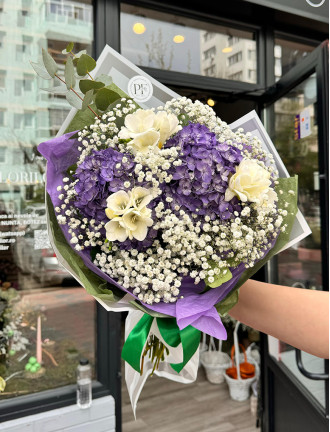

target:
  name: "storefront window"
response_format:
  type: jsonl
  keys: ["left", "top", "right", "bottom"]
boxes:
{"left": 121, "top": 4, "right": 258, "bottom": 83}
{"left": 274, "top": 37, "right": 316, "bottom": 80}
{"left": 266, "top": 73, "right": 325, "bottom": 408}
{"left": 0, "top": 0, "right": 95, "bottom": 400}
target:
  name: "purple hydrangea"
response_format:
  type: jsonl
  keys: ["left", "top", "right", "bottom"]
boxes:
{"left": 74, "top": 147, "right": 135, "bottom": 223}
{"left": 165, "top": 123, "right": 243, "bottom": 220}
{"left": 74, "top": 147, "right": 159, "bottom": 251}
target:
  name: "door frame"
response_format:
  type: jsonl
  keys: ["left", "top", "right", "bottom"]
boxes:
{"left": 259, "top": 42, "right": 329, "bottom": 432}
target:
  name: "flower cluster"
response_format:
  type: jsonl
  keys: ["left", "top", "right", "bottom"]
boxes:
{"left": 55, "top": 97, "right": 285, "bottom": 304}
{"left": 165, "top": 122, "right": 243, "bottom": 220}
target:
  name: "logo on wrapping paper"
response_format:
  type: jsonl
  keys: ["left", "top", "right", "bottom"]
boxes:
{"left": 128, "top": 76, "right": 153, "bottom": 103}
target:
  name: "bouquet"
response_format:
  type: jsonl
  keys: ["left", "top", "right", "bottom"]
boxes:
{"left": 32, "top": 44, "right": 302, "bottom": 412}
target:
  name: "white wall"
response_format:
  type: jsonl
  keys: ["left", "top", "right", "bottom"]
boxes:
{"left": 0, "top": 395, "right": 115, "bottom": 432}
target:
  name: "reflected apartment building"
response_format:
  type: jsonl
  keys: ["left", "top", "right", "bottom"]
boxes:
{"left": 200, "top": 32, "right": 282, "bottom": 82}
{"left": 0, "top": 0, "right": 93, "bottom": 214}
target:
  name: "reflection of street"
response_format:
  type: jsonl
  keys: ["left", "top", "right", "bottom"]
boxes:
{"left": 14, "top": 287, "right": 95, "bottom": 357}
{"left": 14, "top": 225, "right": 75, "bottom": 289}
{"left": 278, "top": 248, "right": 322, "bottom": 290}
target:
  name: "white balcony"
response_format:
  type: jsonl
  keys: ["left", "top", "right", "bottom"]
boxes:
{"left": 41, "top": 0, "right": 93, "bottom": 42}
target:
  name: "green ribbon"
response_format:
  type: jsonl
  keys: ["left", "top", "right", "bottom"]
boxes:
{"left": 121, "top": 314, "right": 154, "bottom": 373}
{"left": 121, "top": 314, "right": 201, "bottom": 374}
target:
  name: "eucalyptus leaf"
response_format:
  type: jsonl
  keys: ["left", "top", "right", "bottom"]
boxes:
{"left": 76, "top": 54, "right": 96, "bottom": 76}
{"left": 95, "top": 88, "right": 120, "bottom": 111}
{"left": 65, "top": 56, "right": 75, "bottom": 89}
{"left": 82, "top": 89, "right": 94, "bottom": 111}
{"left": 66, "top": 91, "right": 82, "bottom": 110}
{"left": 41, "top": 84, "right": 68, "bottom": 94}
{"left": 79, "top": 79, "right": 105, "bottom": 94}
{"left": 30, "top": 61, "right": 52, "bottom": 80}
{"left": 66, "top": 41, "right": 74, "bottom": 53}
{"left": 95, "top": 74, "right": 113, "bottom": 86}
{"left": 42, "top": 48, "right": 58, "bottom": 78}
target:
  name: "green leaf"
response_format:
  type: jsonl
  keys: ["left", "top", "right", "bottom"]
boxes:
{"left": 79, "top": 79, "right": 105, "bottom": 94}
{"left": 82, "top": 89, "right": 94, "bottom": 111}
{"left": 76, "top": 54, "right": 96, "bottom": 76}
{"left": 41, "top": 84, "right": 68, "bottom": 94}
{"left": 64, "top": 83, "right": 130, "bottom": 134}
{"left": 95, "top": 88, "right": 120, "bottom": 111}
{"left": 65, "top": 56, "right": 75, "bottom": 89}
{"left": 66, "top": 91, "right": 82, "bottom": 110}
{"left": 205, "top": 261, "right": 233, "bottom": 288}
{"left": 178, "top": 113, "right": 190, "bottom": 126}
{"left": 42, "top": 48, "right": 58, "bottom": 78}
{"left": 64, "top": 103, "right": 99, "bottom": 134}
{"left": 66, "top": 42, "right": 74, "bottom": 53}
{"left": 30, "top": 61, "right": 52, "bottom": 80}
{"left": 66, "top": 163, "right": 77, "bottom": 177}
{"left": 95, "top": 74, "right": 113, "bottom": 86}
{"left": 62, "top": 42, "right": 74, "bottom": 54}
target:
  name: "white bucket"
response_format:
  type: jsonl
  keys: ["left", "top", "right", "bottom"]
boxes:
{"left": 224, "top": 322, "right": 257, "bottom": 401}
{"left": 201, "top": 337, "right": 231, "bottom": 384}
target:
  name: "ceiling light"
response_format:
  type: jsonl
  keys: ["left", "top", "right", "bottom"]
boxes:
{"left": 207, "top": 98, "right": 215, "bottom": 107}
{"left": 133, "top": 22, "right": 146, "bottom": 34}
{"left": 173, "top": 35, "right": 185, "bottom": 43}
{"left": 222, "top": 47, "right": 233, "bottom": 53}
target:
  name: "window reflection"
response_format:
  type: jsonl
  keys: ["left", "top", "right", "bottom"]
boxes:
{"left": 274, "top": 37, "right": 316, "bottom": 80}
{"left": 266, "top": 73, "right": 325, "bottom": 408}
{"left": 121, "top": 3, "right": 257, "bottom": 83}
{"left": 0, "top": 0, "right": 95, "bottom": 399}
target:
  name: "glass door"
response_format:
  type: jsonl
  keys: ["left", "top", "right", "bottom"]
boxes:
{"left": 260, "top": 42, "right": 328, "bottom": 432}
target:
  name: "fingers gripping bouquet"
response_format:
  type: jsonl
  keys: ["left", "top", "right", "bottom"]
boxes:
{"left": 34, "top": 44, "right": 298, "bottom": 411}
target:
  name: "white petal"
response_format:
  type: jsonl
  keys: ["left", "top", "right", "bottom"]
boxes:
{"left": 130, "top": 130, "right": 160, "bottom": 154}
{"left": 105, "top": 219, "right": 128, "bottom": 242}
{"left": 122, "top": 209, "right": 139, "bottom": 231}
{"left": 125, "top": 109, "right": 155, "bottom": 134}
{"left": 131, "top": 221, "right": 148, "bottom": 241}
{"left": 225, "top": 188, "right": 235, "bottom": 202}
{"left": 106, "top": 190, "right": 131, "bottom": 215}
{"left": 118, "top": 127, "right": 132, "bottom": 140}
{"left": 130, "top": 186, "right": 153, "bottom": 209}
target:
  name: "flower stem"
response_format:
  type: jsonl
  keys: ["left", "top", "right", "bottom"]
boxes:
{"left": 140, "top": 335, "right": 169, "bottom": 376}
{"left": 55, "top": 74, "right": 100, "bottom": 119}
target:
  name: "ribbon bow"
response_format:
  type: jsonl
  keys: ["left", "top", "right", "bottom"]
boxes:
{"left": 121, "top": 314, "right": 201, "bottom": 374}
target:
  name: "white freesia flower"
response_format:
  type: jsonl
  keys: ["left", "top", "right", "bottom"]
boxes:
{"left": 122, "top": 208, "right": 153, "bottom": 241}
{"left": 105, "top": 190, "right": 131, "bottom": 219}
{"left": 118, "top": 109, "right": 180, "bottom": 154}
{"left": 105, "top": 217, "right": 129, "bottom": 242}
{"left": 225, "top": 159, "right": 277, "bottom": 205}
{"left": 130, "top": 130, "right": 160, "bottom": 155}
{"left": 153, "top": 111, "right": 181, "bottom": 146}
{"left": 130, "top": 186, "right": 154, "bottom": 209}
{"left": 105, "top": 187, "right": 154, "bottom": 242}
{"left": 118, "top": 109, "right": 156, "bottom": 139}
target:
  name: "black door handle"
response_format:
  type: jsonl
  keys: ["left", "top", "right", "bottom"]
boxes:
{"left": 295, "top": 349, "right": 329, "bottom": 380}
